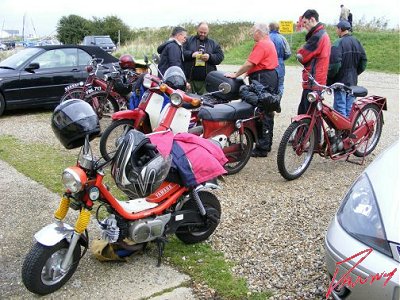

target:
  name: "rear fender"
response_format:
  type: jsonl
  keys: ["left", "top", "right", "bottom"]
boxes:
{"left": 111, "top": 109, "right": 145, "bottom": 122}
{"left": 291, "top": 114, "right": 311, "bottom": 123}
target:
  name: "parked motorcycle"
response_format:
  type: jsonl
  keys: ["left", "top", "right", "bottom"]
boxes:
{"left": 276, "top": 68, "right": 387, "bottom": 180}
{"left": 61, "top": 55, "right": 149, "bottom": 127}
{"left": 99, "top": 66, "right": 210, "bottom": 161}
{"left": 21, "top": 89, "right": 225, "bottom": 295}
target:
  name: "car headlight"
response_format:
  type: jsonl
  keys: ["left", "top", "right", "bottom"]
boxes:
{"left": 62, "top": 167, "right": 87, "bottom": 193}
{"left": 307, "top": 91, "right": 318, "bottom": 103}
{"left": 337, "top": 173, "right": 392, "bottom": 257}
{"left": 170, "top": 92, "right": 183, "bottom": 106}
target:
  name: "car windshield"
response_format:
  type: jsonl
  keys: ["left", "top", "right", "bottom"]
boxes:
{"left": 0, "top": 48, "right": 42, "bottom": 69}
{"left": 94, "top": 37, "right": 113, "bottom": 44}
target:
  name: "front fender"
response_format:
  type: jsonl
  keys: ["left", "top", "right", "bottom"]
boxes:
{"left": 34, "top": 222, "right": 74, "bottom": 246}
{"left": 112, "top": 109, "right": 144, "bottom": 121}
{"left": 291, "top": 114, "right": 311, "bottom": 123}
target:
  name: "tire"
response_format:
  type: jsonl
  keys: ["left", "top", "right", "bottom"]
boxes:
{"left": 175, "top": 191, "right": 221, "bottom": 244}
{"left": 21, "top": 240, "right": 81, "bottom": 295}
{"left": 352, "top": 104, "right": 383, "bottom": 157}
{"left": 85, "top": 91, "right": 119, "bottom": 131}
{"left": 99, "top": 119, "right": 136, "bottom": 161}
{"left": 224, "top": 128, "right": 254, "bottom": 175}
{"left": 277, "top": 120, "right": 316, "bottom": 180}
{"left": 0, "top": 93, "right": 5, "bottom": 116}
{"left": 60, "top": 88, "right": 86, "bottom": 102}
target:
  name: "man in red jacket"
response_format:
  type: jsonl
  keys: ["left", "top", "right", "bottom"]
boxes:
{"left": 296, "top": 9, "right": 331, "bottom": 115}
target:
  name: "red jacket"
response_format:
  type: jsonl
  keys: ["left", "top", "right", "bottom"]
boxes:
{"left": 297, "top": 23, "right": 331, "bottom": 90}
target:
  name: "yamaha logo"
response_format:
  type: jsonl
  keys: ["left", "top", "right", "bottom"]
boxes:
{"left": 154, "top": 184, "right": 173, "bottom": 198}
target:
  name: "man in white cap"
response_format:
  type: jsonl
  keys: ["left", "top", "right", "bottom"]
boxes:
{"left": 328, "top": 20, "right": 367, "bottom": 117}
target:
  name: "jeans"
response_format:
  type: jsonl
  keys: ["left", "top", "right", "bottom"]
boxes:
{"left": 333, "top": 90, "right": 355, "bottom": 117}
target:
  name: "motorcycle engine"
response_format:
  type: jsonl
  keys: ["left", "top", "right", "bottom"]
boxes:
{"left": 129, "top": 214, "right": 171, "bottom": 243}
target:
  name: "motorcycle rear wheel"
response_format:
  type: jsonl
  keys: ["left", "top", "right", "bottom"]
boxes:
{"left": 224, "top": 128, "right": 254, "bottom": 175}
{"left": 22, "top": 240, "right": 81, "bottom": 295}
{"left": 60, "top": 87, "right": 86, "bottom": 102}
{"left": 352, "top": 103, "right": 383, "bottom": 157}
{"left": 175, "top": 191, "right": 221, "bottom": 244}
{"left": 99, "top": 119, "right": 136, "bottom": 161}
{"left": 277, "top": 120, "right": 316, "bottom": 180}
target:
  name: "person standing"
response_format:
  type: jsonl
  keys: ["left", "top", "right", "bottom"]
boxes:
{"left": 183, "top": 22, "right": 224, "bottom": 94}
{"left": 225, "top": 23, "right": 279, "bottom": 157}
{"left": 296, "top": 9, "right": 331, "bottom": 115}
{"left": 268, "top": 22, "right": 291, "bottom": 95}
{"left": 157, "top": 26, "right": 187, "bottom": 76}
{"left": 348, "top": 10, "right": 353, "bottom": 30}
{"left": 339, "top": 4, "right": 350, "bottom": 21}
{"left": 328, "top": 20, "right": 367, "bottom": 117}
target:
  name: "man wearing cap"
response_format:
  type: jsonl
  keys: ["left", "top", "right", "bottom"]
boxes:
{"left": 328, "top": 20, "right": 367, "bottom": 117}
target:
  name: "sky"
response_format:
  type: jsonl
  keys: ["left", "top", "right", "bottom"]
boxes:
{"left": 0, "top": 0, "right": 399, "bottom": 37}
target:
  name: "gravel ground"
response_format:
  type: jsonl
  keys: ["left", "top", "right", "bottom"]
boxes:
{"left": 0, "top": 66, "right": 398, "bottom": 299}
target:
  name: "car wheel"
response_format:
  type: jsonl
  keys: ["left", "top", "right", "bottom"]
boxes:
{"left": 0, "top": 94, "right": 5, "bottom": 116}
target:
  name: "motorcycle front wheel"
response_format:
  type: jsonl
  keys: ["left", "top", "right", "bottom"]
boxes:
{"left": 99, "top": 119, "right": 137, "bottom": 161}
{"left": 175, "top": 191, "right": 221, "bottom": 244}
{"left": 22, "top": 240, "right": 81, "bottom": 295}
{"left": 277, "top": 120, "right": 316, "bottom": 180}
{"left": 352, "top": 103, "right": 383, "bottom": 157}
{"left": 224, "top": 128, "right": 254, "bottom": 175}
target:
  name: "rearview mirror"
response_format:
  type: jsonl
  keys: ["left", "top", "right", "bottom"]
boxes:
{"left": 218, "top": 82, "right": 231, "bottom": 94}
{"left": 25, "top": 63, "right": 40, "bottom": 71}
{"left": 152, "top": 53, "right": 160, "bottom": 65}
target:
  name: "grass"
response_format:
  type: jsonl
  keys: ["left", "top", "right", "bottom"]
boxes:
{"left": 0, "top": 134, "right": 270, "bottom": 299}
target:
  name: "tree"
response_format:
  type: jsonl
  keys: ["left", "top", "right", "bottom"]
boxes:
{"left": 57, "top": 15, "right": 92, "bottom": 44}
{"left": 100, "top": 16, "right": 132, "bottom": 44}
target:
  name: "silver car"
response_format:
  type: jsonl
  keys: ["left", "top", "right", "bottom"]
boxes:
{"left": 325, "top": 141, "right": 399, "bottom": 299}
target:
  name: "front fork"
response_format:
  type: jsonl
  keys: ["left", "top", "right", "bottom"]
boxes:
{"left": 54, "top": 196, "right": 91, "bottom": 271}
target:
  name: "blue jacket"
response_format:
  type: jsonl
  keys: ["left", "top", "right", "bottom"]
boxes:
{"left": 269, "top": 31, "right": 291, "bottom": 79}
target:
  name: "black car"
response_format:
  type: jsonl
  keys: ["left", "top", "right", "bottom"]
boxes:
{"left": 0, "top": 45, "right": 118, "bottom": 115}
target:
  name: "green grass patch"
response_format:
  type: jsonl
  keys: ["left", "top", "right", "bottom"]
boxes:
{"left": 0, "top": 134, "right": 271, "bottom": 299}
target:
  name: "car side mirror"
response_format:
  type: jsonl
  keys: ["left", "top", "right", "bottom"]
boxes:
{"left": 25, "top": 63, "right": 40, "bottom": 71}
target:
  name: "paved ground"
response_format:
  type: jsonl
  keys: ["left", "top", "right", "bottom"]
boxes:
{"left": 0, "top": 65, "right": 398, "bottom": 299}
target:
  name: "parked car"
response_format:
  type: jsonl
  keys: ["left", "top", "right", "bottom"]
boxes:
{"left": 82, "top": 35, "right": 116, "bottom": 53}
{"left": 325, "top": 141, "right": 399, "bottom": 299}
{"left": 0, "top": 45, "right": 118, "bottom": 116}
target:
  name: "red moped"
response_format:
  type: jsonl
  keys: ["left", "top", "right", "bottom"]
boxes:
{"left": 277, "top": 71, "right": 387, "bottom": 180}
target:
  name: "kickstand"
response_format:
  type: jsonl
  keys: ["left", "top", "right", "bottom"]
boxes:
{"left": 155, "top": 237, "right": 168, "bottom": 267}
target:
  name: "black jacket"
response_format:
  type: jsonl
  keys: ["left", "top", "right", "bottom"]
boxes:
{"left": 157, "top": 40, "right": 185, "bottom": 76}
{"left": 183, "top": 36, "right": 224, "bottom": 81}
{"left": 328, "top": 34, "right": 367, "bottom": 86}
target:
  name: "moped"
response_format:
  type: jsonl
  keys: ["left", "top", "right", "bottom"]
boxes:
{"left": 276, "top": 70, "right": 387, "bottom": 180}
{"left": 21, "top": 86, "right": 225, "bottom": 295}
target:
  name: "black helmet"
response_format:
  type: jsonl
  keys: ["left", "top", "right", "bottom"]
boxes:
{"left": 51, "top": 99, "right": 100, "bottom": 149}
{"left": 113, "top": 77, "right": 133, "bottom": 96}
{"left": 164, "top": 66, "right": 186, "bottom": 90}
{"left": 111, "top": 130, "right": 172, "bottom": 198}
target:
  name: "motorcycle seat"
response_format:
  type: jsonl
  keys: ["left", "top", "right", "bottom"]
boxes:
{"left": 350, "top": 86, "right": 368, "bottom": 97}
{"left": 198, "top": 101, "right": 254, "bottom": 121}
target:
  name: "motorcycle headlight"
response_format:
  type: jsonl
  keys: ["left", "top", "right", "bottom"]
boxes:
{"left": 337, "top": 173, "right": 392, "bottom": 257}
{"left": 307, "top": 91, "right": 318, "bottom": 103}
{"left": 170, "top": 92, "right": 183, "bottom": 106}
{"left": 62, "top": 167, "right": 87, "bottom": 193}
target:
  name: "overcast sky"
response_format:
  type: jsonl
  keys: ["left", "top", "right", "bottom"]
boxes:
{"left": 1, "top": 0, "right": 399, "bottom": 37}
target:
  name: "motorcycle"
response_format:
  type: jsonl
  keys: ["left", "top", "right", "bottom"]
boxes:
{"left": 61, "top": 55, "right": 149, "bottom": 127}
{"left": 99, "top": 66, "right": 223, "bottom": 161}
{"left": 21, "top": 86, "right": 226, "bottom": 295}
{"left": 276, "top": 68, "right": 387, "bottom": 180}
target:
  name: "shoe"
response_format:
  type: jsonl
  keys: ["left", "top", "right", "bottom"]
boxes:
{"left": 251, "top": 148, "right": 268, "bottom": 157}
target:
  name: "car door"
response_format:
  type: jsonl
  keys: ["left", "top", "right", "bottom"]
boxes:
{"left": 18, "top": 48, "right": 90, "bottom": 106}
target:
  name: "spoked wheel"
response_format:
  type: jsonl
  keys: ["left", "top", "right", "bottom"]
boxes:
{"left": 60, "top": 87, "right": 86, "bottom": 102}
{"left": 22, "top": 240, "right": 81, "bottom": 295}
{"left": 352, "top": 104, "right": 383, "bottom": 157}
{"left": 99, "top": 119, "right": 136, "bottom": 161}
{"left": 86, "top": 91, "right": 119, "bottom": 131}
{"left": 277, "top": 120, "right": 316, "bottom": 180}
{"left": 175, "top": 191, "right": 221, "bottom": 244}
{"left": 223, "top": 128, "right": 254, "bottom": 175}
